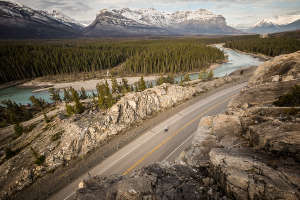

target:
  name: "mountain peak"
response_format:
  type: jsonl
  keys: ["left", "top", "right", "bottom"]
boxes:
{"left": 254, "top": 15, "right": 300, "bottom": 27}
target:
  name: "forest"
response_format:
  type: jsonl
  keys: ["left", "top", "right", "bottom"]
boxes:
{"left": 0, "top": 38, "right": 225, "bottom": 83}
{"left": 224, "top": 35, "right": 300, "bottom": 57}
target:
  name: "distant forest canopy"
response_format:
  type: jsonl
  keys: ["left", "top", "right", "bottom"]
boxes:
{"left": 224, "top": 32, "right": 300, "bottom": 57}
{"left": 0, "top": 38, "right": 230, "bottom": 83}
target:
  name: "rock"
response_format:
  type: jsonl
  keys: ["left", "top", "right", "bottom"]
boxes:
{"left": 271, "top": 75, "right": 280, "bottom": 82}
{"left": 209, "top": 148, "right": 300, "bottom": 200}
{"left": 75, "top": 51, "right": 300, "bottom": 200}
{"left": 75, "top": 163, "right": 228, "bottom": 200}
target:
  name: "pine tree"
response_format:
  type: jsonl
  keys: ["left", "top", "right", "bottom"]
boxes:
{"left": 207, "top": 70, "right": 214, "bottom": 80}
{"left": 14, "top": 122, "right": 23, "bottom": 137}
{"left": 80, "top": 87, "right": 87, "bottom": 99}
{"left": 70, "top": 87, "right": 84, "bottom": 114}
{"left": 111, "top": 77, "right": 119, "bottom": 94}
{"left": 121, "top": 78, "right": 130, "bottom": 93}
{"left": 65, "top": 103, "right": 74, "bottom": 116}
{"left": 48, "top": 88, "right": 61, "bottom": 102}
{"left": 63, "top": 88, "right": 72, "bottom": 102}
{"left": 138, "top": 76, "right": 146, "bottom": 92}
{"left": 183, "top": 74, "right": 191, "bottom": 82}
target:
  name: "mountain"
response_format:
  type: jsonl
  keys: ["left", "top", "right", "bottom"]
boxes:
{"left": 248, "top": 15, "right": 300, "bottom": 34}
{"left": 84, "top": 8, "right": 240, "bottom": 37}
{"left": 0, "top": 0, "right": 83, "bottom": 39}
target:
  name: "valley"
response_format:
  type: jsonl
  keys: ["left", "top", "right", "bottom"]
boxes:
{"left": 0, "top": 0, "right": 300, "bottom": 199}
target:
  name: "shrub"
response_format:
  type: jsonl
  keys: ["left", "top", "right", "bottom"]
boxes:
{"left": 31, "top": 147, "right": 45, "bottom": 166}
{"left": 51, "top": 130, "right": 64, "bottom": 141}
{"left": 14, "top": 123, "right": 23, "bottom": 137}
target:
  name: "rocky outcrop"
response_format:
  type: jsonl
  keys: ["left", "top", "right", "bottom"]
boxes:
{"left": 76, "top": 163, "right": 228, "bottom": 200}
{"left": 75, "top": 52, "right": 300, "bottom": 200}
{"left": 1, "top": 74, "right": 239, "bottom": 199}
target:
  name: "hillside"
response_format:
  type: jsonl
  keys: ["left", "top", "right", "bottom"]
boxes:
{"left": 75, "top": 50, "right": 300, "bottom": 200}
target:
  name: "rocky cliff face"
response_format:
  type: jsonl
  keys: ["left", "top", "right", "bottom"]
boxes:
{"left": 76, "top": 52, "right": 300, "bottom": 200}
{"left": 0, "top": 70, "right": 245, "bottom": 199}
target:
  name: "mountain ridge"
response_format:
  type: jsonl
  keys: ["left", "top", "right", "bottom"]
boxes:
{"left": 84, "top": 8, "right": 240, "bottom": 37}
{"left": 248, "top": 15, "right": 300, "bottom": 34}
{"left": 0, "top": 0, "right": 83, "bottom": 38}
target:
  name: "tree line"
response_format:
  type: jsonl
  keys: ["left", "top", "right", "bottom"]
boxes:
{"left": 224, "top": 36, "right": 300, "bottom": 57}
{"left": 0, "top": 39, "right": 225, "bottom": 83}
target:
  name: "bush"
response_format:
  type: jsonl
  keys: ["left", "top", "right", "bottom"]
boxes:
{"left": 51, "top": 130, "right": 64, "bottom": 141}
{"left": 14, "top": 123, "right": 23, "bottom": 137}
{"left": 31, "top": 147, "right": 45, "bottom": 166}
{"left": 66, "top": 103, "right": 74, "bottom": 116}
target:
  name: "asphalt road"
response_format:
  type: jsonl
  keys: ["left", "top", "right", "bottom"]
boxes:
{"left": 49, "top": 82, "right": 247, "bottom": 200}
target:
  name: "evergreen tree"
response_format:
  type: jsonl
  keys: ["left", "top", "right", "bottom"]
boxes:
{"left": 63, "top": 88, "right": 72, "bottom": 102}
{"left": 14, "top": 122, "right": 23, "bottom": 137}
{"left": 80, "top": 87, "right": 88, "bottom": 99}
{"left": 207, "top": 70, "right": 214, "bottom": 80}
{"left": 65, "top": 103, "right": 74, "bottom": 116}
{"left": 70, "top": 87, "right": 84, "bottom": 114}
{"left": 48, "top": 88, "right": 61, "bottom": 102}
{"left": 111, "top": 77, "right": 119, "bottom": 94}
{"left": 183, "top": 74, "right": 191, "bottom": 82}
{"left": 121, "top": 78, "right": 130, "bottom": 93}
{"left": 138, "top": 76, "right": 146, "bottom": 92}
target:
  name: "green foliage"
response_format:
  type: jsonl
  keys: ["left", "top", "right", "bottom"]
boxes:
{"left": 138, "top": 76, "right": 147, "bottom": 92}
{"left": 207, "top": 70, "right": 214, "bottom": 80}
{"left": 111, "top": 77, "right": 119, "bottom": 94}
{"left": 123, "top": 40, "right": 225, "bottom": 74}
{"left": 157, "top": 74, "right": 175, "bottom": 85}
{"left": 121, "top": 78, "right": 130, "bottom": 93}
{"left": 80, "top": 87, "right": 88, "bottom": 100}
{"left": 51, "top": 130, "right": 64, "bottom": 142}
{"left": 96, "top": 81, "right": 118, "bottom": 109}
{"left": 224, "top": 36, "right": 300, "bottom": 57}
{"left": 70, "top": 87, "right": 84, "bottom": 114}
{"left": 273, "top": 85, "right": 300, "bottom": 107}
{"left": 65, "top": 103, "right": 74, "bottom": 116}
{"left": 0, "top": 39, "right": 225, "bottom": 83}
{"left": 48, "top": 88, "right": 61, "bottom": 102}
{"left": 0, "top": 100, "right": 33, "bottom": 126}
{"left": 63, "top": 88, "right": 72, "bottom": 102}
{"left": 14, "top": 122, "right": 23, "bottom": 137}
{"left": 183, "top": 74, "right": 191, "bottom": 82}
{"left": 31, "top": 147, "right": 45, "bottom": 166}
{"left": 29, "top": 96, "right": 46, "bottom": 110}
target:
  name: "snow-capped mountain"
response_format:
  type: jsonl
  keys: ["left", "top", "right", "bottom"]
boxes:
{"left": 45, "top": 10, "right": 85, "bottom": 27}
{"left": 84, "top": 8, "right": 240, "bottom": 37}
{"left": 248, "top": 15, "right": 300, "bottom": 34}
{"left": 0, "top": 0, "right": 83, "bottom": 38}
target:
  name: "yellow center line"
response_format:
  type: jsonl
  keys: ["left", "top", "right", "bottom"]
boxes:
{"left": 122, "top": 94, "right": 237, "bottom": 175}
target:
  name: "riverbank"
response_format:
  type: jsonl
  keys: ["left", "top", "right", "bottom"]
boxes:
{"left": 0, "top": 80, "right": 29, "bottom": 90}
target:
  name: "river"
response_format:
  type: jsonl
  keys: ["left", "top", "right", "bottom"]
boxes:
{"left": 0, "top": 44, "right": 264, "bottom": 105}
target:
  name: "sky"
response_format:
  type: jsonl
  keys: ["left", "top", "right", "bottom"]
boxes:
{"left": 18, "top": 0, "right": 300, "bottom": 27}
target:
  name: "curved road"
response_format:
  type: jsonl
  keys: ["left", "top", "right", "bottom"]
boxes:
{"left": 49, "top": 82, "right": 247, "bottom": 200}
